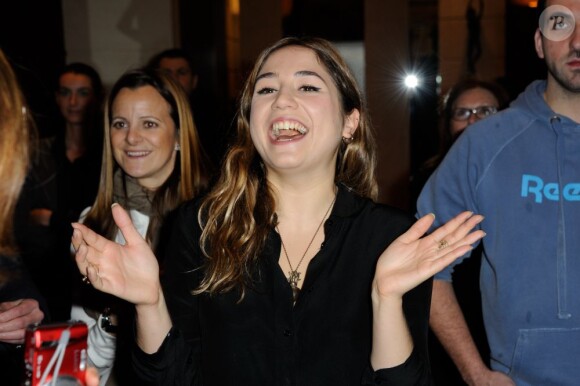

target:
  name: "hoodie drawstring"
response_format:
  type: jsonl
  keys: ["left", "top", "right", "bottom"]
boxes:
{"left": 550, "top": 116, "right": 572, "bottom": 320}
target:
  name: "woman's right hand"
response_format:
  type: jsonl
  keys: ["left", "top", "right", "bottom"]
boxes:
{"left": 71, "top": 203, "right": 161, "bottom": 306}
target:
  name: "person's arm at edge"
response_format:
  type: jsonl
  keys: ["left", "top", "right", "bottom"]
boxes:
{"left": 431, "top": 280, "right": 514, "bottom": 385}
{"left": 431, "top": 280, "right": 487, "bottom": 382}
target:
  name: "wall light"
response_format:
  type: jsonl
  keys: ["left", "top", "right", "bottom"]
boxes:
{"left": 404, "top": 74, "right": 419, "bottom": 89}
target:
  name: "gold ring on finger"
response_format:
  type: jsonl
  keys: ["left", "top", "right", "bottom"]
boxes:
{"left": 437, "top": 239, "right": 449, "bottom": 250}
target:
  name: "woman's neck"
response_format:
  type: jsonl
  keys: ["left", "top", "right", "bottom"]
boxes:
{"left": 65, "top": 124, "right": 85, "bottom": 162}
{"left": 273, "top": 180, "right": 337, "bottom": 225}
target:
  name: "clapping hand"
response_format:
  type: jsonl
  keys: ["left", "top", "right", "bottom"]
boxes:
{"left": 373, "top": 211, "right": 484, "bottom": 301}
{"left": 71, "top": 203, "right": 161, "bottom": 306}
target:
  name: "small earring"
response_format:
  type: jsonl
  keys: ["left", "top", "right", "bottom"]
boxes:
{"left": 342, "top": 135, "right": 354, "bottom": 144}
{"left": 175, "top": 143, "right": 181, "bottom": 151}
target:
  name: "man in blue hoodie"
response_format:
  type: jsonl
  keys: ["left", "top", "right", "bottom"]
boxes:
{"left": 417, "top": 0, "right": 580, "bottom": 384}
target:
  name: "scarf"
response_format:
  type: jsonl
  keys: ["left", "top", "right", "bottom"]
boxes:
{"left": 112, "top": 169, "right": 160, "bottom": 246}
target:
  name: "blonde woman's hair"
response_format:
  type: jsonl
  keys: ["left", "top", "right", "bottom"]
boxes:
{"left": 0, "top": 49, "right": 35, "bottom": 256}
{"left": 84, "top": 69, "right": 208, "bottom": 244}
{"left": 197, "top": 36, "right": 377, "bottom": 295}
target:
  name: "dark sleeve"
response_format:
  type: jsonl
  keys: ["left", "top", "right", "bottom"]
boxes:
{"left": 133, "top": 328, "right": 199, "bottom": 385}
{"left": 0, "top": 255, "right": 49, "bottom": 317}
{"left": 132, "top": 201, "right": 203, "bottom": 385}
{"left": 362, "top": 349, "right": 428, "bottom": 386}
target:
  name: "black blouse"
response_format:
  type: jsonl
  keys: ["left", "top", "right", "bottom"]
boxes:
{"left": 134, "top": 185, "right": 433, "bottom": 385}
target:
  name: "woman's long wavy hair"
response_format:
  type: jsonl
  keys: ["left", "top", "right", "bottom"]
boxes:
{"left": 84, "top": 70, "right": 208, "bottom": 245}
{"left": 197, "top": 37, "right": 377, "bottom": 295}
{"left": 0, "top": 49, "right": 35, "bottom": 256}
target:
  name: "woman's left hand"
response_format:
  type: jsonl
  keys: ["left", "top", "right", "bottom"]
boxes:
{"left": 373, "top": 211, "right": 484, "bottom": 301}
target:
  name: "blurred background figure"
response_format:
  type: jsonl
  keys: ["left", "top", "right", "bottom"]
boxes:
{"left": 411, "top": 78, "right": 509, "bottom": 205}
{"left": 146, "top": 48, "right": 227, "bottom": 171}
{"left": 411, "top": 78, "right": 508, "bottom": 386}
{"left": 72, "top": 69, "right": 208, "bottom": 385}
{"left": 0, "top": 47, "right": 47, "bottom": 385}
{"left": 146, "top": 48, "right": 198, "bottom": 95}
{"left": 443, "top": 78, "right": 508, "bottom": 144}
{"left": 14, "top": 62, "right": 104, "bottom": 322}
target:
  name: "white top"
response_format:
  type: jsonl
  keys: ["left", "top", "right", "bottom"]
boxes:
{"left": 71, "top": 207, "right": 150, "bottom": 386}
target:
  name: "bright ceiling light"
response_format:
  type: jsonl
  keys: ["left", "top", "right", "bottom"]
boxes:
{"left": 404, "top": 74, "right": 419, "bottom": 89}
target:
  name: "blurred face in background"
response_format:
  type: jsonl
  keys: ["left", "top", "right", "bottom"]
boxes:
{"left": 56, "top": 72, "right": 96, "bottom": 126}
{"left": 110, "top": 85, "right": 179, "bottom": 190}
{"left": 449, "top": 87, "right": 499, "bottom": 137}
{"left": 158, "top": 57, "right": 198, "bottom": 95}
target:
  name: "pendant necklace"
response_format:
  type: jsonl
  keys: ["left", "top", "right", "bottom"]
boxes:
{"left": 276, "top": 191, "right": 337, "bottom": 304}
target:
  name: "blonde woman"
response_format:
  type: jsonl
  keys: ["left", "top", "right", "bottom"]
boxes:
{"left": 72, "top": 69, "right": 208, "bottom": 385}
{"left": 0, "top": 48, "right": 48, "bottom": 384}
{"left": 82, "top": 69, "right": 207, "bottom": 248}
{"left": 73, "top": 37, "right": 484, "bottom": 385}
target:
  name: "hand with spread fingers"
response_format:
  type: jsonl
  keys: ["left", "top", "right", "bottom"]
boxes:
{"left": 71, "top": 203, "right": 161, "bottom": 306}
{"left": 373, "top": 211, "right": 484, "bottom": 300}
{"left": 370, "top": 211, "right": 485, "bottom": 370}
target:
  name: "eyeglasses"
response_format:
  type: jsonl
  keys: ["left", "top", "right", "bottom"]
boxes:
{"left": 452, "top": 106, "right": 498, "bottom": 121}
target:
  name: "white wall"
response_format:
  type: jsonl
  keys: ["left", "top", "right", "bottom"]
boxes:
{"left": 334, "top": 41, "right": 365, "bottom": 95}
{"left": 62, "top": 0, "right": 175, "bottom": 88}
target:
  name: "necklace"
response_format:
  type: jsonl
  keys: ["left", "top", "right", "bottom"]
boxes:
{"left": 276, "top": 191, "right": 337, "bottom": 304}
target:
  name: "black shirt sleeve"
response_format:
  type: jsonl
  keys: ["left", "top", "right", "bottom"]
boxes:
{"left": 133, "top": 327, "right": 199, "bottom": 385}
{"left": 132, "top": 201, "right": 202, "bottom": 385}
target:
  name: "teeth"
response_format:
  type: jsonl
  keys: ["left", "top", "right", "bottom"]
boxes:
{"left": 127, "top": 151, "right": 149, "bottom": 156}
{"left": 272, "top": 121, "right": 307, "bottom": 137}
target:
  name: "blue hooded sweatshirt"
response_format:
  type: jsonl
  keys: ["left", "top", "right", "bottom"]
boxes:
{"left": 417, "top": 80, "right": 580, "bottom": 385}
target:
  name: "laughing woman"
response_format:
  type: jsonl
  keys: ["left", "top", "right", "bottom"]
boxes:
{"left": 71, "top": 69, "right": 208, "bottom": 385}
{"left": 74, "top": 37, "right": 484, "bottom": 386}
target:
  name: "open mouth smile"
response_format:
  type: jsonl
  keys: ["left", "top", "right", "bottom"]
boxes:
{"left": 272, "top": 120, "right": 307, "bottom": 141}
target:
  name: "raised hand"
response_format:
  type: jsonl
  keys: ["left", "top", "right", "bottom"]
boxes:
{"left": 373, "top": 211, "right": 485, "bottom": 300}
{"left": 71, "top": 203, "right": 161, "bottom": 306}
